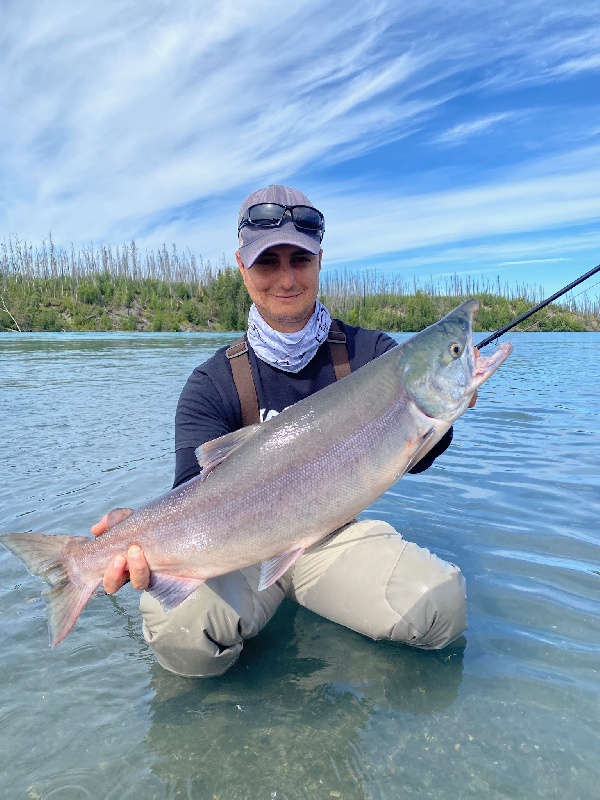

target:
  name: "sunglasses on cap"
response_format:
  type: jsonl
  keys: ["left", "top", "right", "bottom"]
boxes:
{"left": 238, "top": 203, "right": 325, "bottom": 241}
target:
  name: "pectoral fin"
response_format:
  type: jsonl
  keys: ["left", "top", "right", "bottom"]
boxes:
{"left": 403, "top": 426, "right": 436, "bottom": 474}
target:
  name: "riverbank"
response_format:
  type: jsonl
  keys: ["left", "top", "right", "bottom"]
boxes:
{"left": 1, "top": 237, "right": 598, "bottom": 332}
{"left": 1, "top": 269, "right": 598, "bottom": 333}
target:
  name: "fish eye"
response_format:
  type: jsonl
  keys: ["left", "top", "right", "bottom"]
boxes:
{"left": 449, "top": 342, "right": 462, "bottom": 358}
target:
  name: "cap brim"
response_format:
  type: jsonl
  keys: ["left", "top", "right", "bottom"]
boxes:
{"left": 238, "top": 219, "right": 321, "bottom": 268}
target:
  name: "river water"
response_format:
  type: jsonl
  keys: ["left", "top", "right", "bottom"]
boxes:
{"left": 0, "top": 331, "right": 598, "bottom": 800}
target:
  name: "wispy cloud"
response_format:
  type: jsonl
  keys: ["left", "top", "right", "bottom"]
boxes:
{"left": 497, "top": 259, "right": 570, "bottom": 266}
{"left": 432, "top": 113, "right": 519, "bottom": 145}
{"left": 550, "top": 54, "right": 600, "bottom": 77}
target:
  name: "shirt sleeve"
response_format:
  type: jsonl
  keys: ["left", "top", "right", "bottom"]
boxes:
{"left": 374, "top": 331, "right": 399, "bottom": 357}
{"left": 174, "top": 447, "right": 202, "bottom": 488}
{"left": 173, "top": 364, "right": 241, "bottom": 488}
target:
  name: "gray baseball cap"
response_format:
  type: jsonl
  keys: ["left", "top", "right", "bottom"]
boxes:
{"left": 237, "top": 185, "right": 323, "bottom": 268}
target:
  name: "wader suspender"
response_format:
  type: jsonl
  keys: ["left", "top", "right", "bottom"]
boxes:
{"left": 225, "top": 320, "right": 351, "bottom": 427}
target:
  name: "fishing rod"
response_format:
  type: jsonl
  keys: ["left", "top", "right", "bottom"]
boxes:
{"left": 476, "top": 261, "right": 600, "bottom": 349}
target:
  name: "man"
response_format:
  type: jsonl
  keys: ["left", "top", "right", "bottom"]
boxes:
{"left": 93, "top": 185, "right": 468, "bottom": 677}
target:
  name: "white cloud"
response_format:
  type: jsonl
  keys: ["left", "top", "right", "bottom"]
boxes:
{"left": 432, "top": 113, "right": 518, "bottom": 145}
{"left": 497, "top": 259, "right": 570, "bottom": 266}
{"left": 550, "top": 54, "right": 600, "bottom": 77}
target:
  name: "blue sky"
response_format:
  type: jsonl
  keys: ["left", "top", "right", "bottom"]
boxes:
{"left": 1, "top": 0, "right": 599, "bottom": 296}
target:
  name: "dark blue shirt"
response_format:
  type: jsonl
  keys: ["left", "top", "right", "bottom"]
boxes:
{"left": 174, "top": 321, "right": 452, "bottom": 487}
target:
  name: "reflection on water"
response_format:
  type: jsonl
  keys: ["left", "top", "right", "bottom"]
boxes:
{"left": 1, "top": 331, "right": 599, "bottom": 799}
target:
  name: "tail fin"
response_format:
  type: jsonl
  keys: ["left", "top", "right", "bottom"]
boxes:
{"left": 1, "top": 533, "right": 100, "bottom": 647}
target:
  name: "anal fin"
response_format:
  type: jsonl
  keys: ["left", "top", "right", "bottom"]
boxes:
{"left": 147, "top": 573, "right": 204, "bottom": 612}
{"left": 258, "top": 547, "right": 305, "bottom": 591}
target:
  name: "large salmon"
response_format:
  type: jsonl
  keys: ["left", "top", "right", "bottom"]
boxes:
{"left": 1, "top": 299, "right": 512, "bottom": 646}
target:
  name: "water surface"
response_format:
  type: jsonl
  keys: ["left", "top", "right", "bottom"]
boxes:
{"left": 1, "top": 331, "right": 598, "bottom": 799}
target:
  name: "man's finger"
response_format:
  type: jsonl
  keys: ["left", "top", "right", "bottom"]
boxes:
{"left": 91, "top": 507, "right": 133, "bottom": 537}
{"left": 91, "top": 514, "right": 110, "bottom": 537}
{"left": 103, "top": 554, "right": 129, "bottom": 594}
{"left": 127, "top": 545, "right": 150, "bottom": 590}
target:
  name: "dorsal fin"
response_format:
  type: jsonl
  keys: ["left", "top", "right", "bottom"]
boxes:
{"left": 195, "top": 424, "right": 261, "bottom": 480}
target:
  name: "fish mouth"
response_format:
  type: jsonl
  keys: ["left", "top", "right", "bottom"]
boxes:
{"left": 472, "top": 341, "right": 513, "bottom": 387}
{"left": 466, "top": 299, "right": 512, "bottom": 387}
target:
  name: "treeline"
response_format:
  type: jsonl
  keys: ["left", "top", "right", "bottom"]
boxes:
{"left": 1, "top": 236, "right": 598, "bottom": 333}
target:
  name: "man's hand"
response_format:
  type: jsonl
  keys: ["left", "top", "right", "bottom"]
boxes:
{"left": 91, "top": 508, "right": 150, "bottom": 594}
{"left": 468, "top": 347, "right": 480, "bottom": 408}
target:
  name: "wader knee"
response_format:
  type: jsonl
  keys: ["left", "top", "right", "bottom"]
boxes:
{"left": 140, "top": 566, "right": 286, "bottom": 677}
{"left": 140, "top": 589, "right": 244, "bottom": 677}
{"left": 289, "top": 520, "right": 466, "bottom": 649}
{"left": 386, "top": 542, "right": 467, "bottom": 649}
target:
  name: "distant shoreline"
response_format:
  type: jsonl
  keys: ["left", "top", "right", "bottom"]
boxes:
{"left": 1, "top": 280, "right": 597, "bottom": 333}
{"left": 2, "top": 237, "right": 598, "bottom": 333}
{"left": 1, "top": 272, "right": 598, "bottom": 333}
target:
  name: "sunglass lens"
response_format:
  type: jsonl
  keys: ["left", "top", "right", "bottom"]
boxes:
{"left": 291, "top": 206, "right": 323, "bottom": 231}
{"left": 247, "top": 204, "right": 284, "bottom": 226}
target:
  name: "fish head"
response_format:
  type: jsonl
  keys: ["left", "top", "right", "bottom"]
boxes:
{"left": 401, "top": 298, "right": 513, "bottom": 422}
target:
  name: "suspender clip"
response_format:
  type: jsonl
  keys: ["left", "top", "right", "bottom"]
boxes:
{"left": 226, "top": 340, "right": 249, "bottom": 359}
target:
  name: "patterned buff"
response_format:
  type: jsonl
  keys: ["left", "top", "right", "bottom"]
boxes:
{"left": 247, "top": 301, "right": 332, "bottom": 373}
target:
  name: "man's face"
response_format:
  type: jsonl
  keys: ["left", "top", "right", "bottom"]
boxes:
{"left": 236, "top": 244, "right": 322, "bottom": 333}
